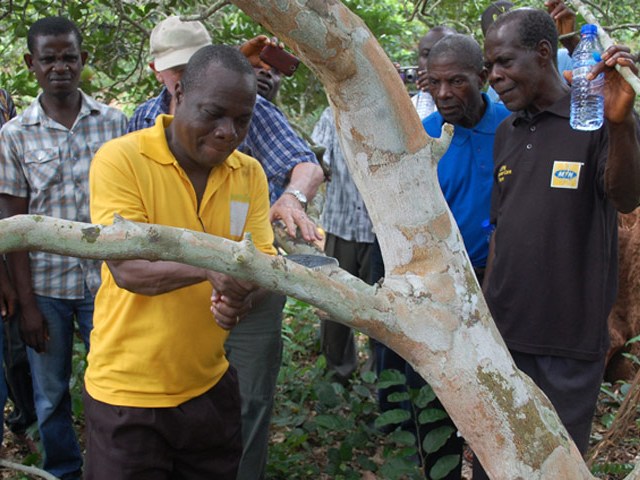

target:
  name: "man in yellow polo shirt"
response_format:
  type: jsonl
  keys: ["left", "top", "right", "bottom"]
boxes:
{"left": 85, "top": 45, "right": 275, "bottom": 479}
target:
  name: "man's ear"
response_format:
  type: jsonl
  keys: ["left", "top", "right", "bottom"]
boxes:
{"left": 24, "top": 53, "right": 33, "bottom": 71}
{"left": 478, "top": 67, "right": 489, "bottom": 88}
{"left": 81, "top": 51, "right": 88, "bottom": 66}
{"left": 536, "top": 39, "right": 554, "bottom": 66}
{"left": 174, "top": 81, "right": 184, "bottom": 106}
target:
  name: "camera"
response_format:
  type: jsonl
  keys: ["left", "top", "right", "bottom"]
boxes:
{"left": 398, "top": 66, "right": 419, "bottom": 84}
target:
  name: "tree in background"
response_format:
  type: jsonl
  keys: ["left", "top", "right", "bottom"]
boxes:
{"left": 2, "top": 0, "right": 635, "bottom": 132}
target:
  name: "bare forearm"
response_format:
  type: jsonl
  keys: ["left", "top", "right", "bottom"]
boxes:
{"left": 288, "top": 162, "right": 324, "bottom": 201}
{"left": 106, "top": 259, "right": 207, "bottom": 296}
{"left": 605, "top": 115, "right": 640, "bottom": 213}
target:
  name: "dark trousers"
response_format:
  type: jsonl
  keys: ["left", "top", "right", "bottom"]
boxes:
{"left": 3, "top": 311, "right": 37, "bottom": 434}
{"left": 321, "top": 233, "right": 375, "bottom": 383}
{"left": 83, "top": 367, "right": 242, "bottom": 480}
{"left": 472, "top": 351, "right": 606, "bottom": 479}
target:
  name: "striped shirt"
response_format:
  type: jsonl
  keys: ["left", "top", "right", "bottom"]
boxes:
{"left": 312, "top": 107, "right": 374, "bottom": 243}
{"left": 127, "top": 88, "right": 318, "bottom": 204}
{"left": 0, "top": 90, "right": 127, "bottom": 299}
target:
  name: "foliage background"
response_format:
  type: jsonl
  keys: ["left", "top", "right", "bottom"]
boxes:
{"left": 1, "top": 0, "right": 637, "bottom": 134}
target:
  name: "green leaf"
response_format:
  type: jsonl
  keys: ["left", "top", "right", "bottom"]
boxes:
{"left": 378, "top": 456, "right": 420, "bottom": 480}
{"left": 388, "top": 429, "right": 416, "bottom": 446}
{"left": 413, "top": 383, "right": 436, "bottom": 408}
{"left": 374, "top": 408, "right": 411, "bottom": 428}
{"left": 361, "top": 370, "right": 377, "bottom": 384}
{"left": 315, "top": 381, "right": 340, "bottom": 408}
{"left": 422, "top": 426, "right": 456, "bottom": 454}
{"left": 353, "top": 384, "right": 372, "bottom": 398}
{"left": 418, "top": 408, "right": 449, "bottom": 424}
{"left": 357, "top": 454, "right": 378, "bottom": 471}
{"left": 314, "top": 414, "right": 347, "bottom": 430}
{"left": 429, "top": 454, "right": 461, "bottom": 480}
{"left": 388, "top": 391, "right": 410, "bottom": 403}
{"left": 625, "top": 334, "right": 640, "bottom": 345}
{"left": 377, "top": 369, "right": 407, "bottom": 389}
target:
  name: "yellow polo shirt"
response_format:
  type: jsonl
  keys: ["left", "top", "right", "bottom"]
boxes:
{"left": 87, "top": 115, "right": 276, "bottom": 407}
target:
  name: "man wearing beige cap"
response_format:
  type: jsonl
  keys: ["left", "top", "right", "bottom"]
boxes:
{"left": 128, "top": 16, "right": 324, "bottom": 480}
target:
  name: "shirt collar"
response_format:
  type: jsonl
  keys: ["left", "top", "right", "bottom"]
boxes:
{"left": 423, "top": 93, "right": 496, "bottom": 140}
{"left": 21, "top": 89, "right": 101, "bottom": 127}
{"left": 512, "top": 92, "right": 570, "bottom": 126}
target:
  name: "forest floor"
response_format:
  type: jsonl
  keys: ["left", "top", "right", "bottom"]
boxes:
{"left": 0, "top": 303, "right": 639, "bottom": 479}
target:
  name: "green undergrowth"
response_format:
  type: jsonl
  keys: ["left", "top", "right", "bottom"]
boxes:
{"left": 267, "top": 298, "right": 458, "bottom": 480}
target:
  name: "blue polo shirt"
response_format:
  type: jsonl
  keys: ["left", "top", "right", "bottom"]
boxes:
{"left": 423, "top": 94, "right": 510, "bottom": 267}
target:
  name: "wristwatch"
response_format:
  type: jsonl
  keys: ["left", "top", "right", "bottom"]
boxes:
{"left": 283, "top": 188, "right": 308, "bottom": 209}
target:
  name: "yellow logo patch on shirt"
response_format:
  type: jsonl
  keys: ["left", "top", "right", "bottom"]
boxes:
{"left": 550, "top": 161, "right": 583, "bottom": 189}
{"left": 497, "top": 164, "right": 512, "bottom": 183}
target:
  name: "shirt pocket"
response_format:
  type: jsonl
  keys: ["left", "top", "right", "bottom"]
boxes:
{"left": 24, "top": 148, "right": 62, "bottom": 192}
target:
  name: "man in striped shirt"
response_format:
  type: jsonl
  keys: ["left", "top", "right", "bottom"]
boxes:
{"left": 0, "top": 17, "right": 126, "bottom": 480}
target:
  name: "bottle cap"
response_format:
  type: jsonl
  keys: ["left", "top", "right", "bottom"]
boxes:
{"left": 580, "top": 24, "right": 597, "bottom": 35}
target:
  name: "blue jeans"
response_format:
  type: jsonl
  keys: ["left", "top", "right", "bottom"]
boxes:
{"left": 29, "top": 286, "right": 94, "bottom": 480}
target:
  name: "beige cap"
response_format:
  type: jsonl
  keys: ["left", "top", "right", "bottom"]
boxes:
{"left": 150, "top": 16, "right": 211, "bottom": 71}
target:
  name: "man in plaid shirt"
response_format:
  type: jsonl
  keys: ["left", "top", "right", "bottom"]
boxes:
{"left": 0, "top": 17, "right": 126, "bottom": 480}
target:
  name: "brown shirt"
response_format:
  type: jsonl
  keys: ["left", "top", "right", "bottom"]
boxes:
{"left": 485, "top": 93, "right": 615, "bottom": 361}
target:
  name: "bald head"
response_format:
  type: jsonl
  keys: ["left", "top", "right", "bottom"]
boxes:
{"left": 418, "top": 25, "right": 457, "bottom": 72}
{"left": 428, "top": 34, "right": 484, "bottom": 74}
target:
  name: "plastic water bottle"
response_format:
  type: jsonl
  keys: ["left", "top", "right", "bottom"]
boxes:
{"left": 570, "top": 24, "right": 604, "bottom": 131}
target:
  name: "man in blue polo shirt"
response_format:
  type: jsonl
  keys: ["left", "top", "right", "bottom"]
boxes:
{"left": 374, "top": 34, "right": 510, "bottom": 479}
{"left": 423, "top": 34, "right": 510, "bottom": 277}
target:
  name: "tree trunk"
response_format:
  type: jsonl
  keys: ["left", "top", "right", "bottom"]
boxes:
{"left": 225, "top": 1, "right": 620, "bottom": 478}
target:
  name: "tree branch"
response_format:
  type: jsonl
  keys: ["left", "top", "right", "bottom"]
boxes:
{"left": 180, "top": 1, "right": 231, "bottom": 22}
{"left": 568, "top": 0, "right": 640, "bottom": 95}
{"left": 0, "top": 215, "right": 378, "bottom": 323}
{"left": 0, "top": 459, "right": 59, "bottom": 480}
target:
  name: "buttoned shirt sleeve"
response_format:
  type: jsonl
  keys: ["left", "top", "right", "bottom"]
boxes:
{"left": 90, "top": 139, "right": 149, "bottom": 226}
{"left": 0, "top": 120, "right": 29, "bottom": 198}
{"left": 238, "top": 96, "right": 318, "bottom": 203}
{"left": 0, "top": 89, "right": 16, "bottom": 126}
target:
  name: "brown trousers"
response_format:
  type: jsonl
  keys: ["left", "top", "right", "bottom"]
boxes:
{"left": 83, "top": 367, "right": 242, "bottom": 480}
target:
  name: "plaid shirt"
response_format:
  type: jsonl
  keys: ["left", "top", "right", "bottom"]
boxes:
{"left": 126, "top": 87, "right": 171, "bottom": 134}
{"left": 312, "top": 108, "right": 374, "bottom": 243}
{"left": 128, "top": 88, "right": 317, "bottom": 204}
{"left": 0, "top": 89, "right": 16, "bottom": 126}
{"left": 0, "top": 90, "right": 127, "bottom": 299}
